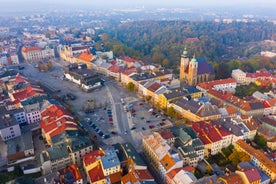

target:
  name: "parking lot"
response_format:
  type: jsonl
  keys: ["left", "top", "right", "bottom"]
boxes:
{"left": 20, "top": 59, "right": 172, "bottom": 151}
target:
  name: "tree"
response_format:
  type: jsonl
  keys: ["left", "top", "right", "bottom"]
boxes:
{"left": 47, "top": 61, "right": 53, "bottom": 69}
{"left": 126, "top": 82, "right": 135, "bottom": 91}
{"left": 167, "top": 106, "right": 176, "bottom": 118}
{"left": 228, "top": 150, "right": 250, "bottom": 166}
{"left": 254, "top": 134, "right": 267, "bottom": 149}
{"left": 205, "top": 165, "right": 212, "bottom": 174}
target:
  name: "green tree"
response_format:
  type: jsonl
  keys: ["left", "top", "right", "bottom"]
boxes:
{"left": 167, "top": 106, "right": 176, "bottom": 118}
{"left": 126, "top": 82, "right": 135, "bottom": 91}
{"left": 254, "top": 134, "right": 267, "bottom": 149}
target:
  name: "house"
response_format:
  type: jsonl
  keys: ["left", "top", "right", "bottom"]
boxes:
{"left": 21, "top": 46, "right": 54, "bottom": 62}
{"left": 0, "top": 106, "right": 21, "bottom": 141}
{"left": 57, "top": 164, "right": 83, "bottom": 184}
{"left": 217, "top": 173, "right": 243, "bottom": 184}
{"left": 82, "top": 148, "right": 121, "bottom": 184}
{"left": 40, "top": 144, "right": 71, "bottom": 175}
{"left": 234, "top": 140, "right": 276, "bottom": 182}
{"left": 170, "top": 125, "right": 204, "bottom": 167}
{"left": 170, "top": 98, "right": 221, "bottom": 122}
{"left": 192, "top": 121, "right": 232, "bottom": 156}
{"left": 142, "top": 132, "right": 183, "bottom": 183}
{"left": 235, "top": 167, "right": 261, "bottom": 184}
{"left": 40, "top": 104, "right": 78, "bottom": 145}
{"left": 64, "top": 65, "right": 103, "bottom": 92}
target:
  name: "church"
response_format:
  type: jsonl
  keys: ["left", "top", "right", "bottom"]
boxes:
{"left": 179, "top": 48, "right": 215, "bottom": 86}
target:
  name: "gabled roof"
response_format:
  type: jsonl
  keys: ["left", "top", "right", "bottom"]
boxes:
{"left": 79, "top": 52, "right": 93, "bottom": 62}
{"left": 22, "top": 46, "right": 42, "bottom": 52}
{"left": 243, "top": 168, "right": 261, "bottom": 183}
{"left": 88, "top": 165, "right": 105, "bottom": 183}
{"left": 83, "top": 149, "right": 105, "bottom": 167}
{"left": 159, "top": 129, "right": 174, "bottom": 140}
{"left": 160, "top": 153, "right": 175, "bottom": 171}
{"left": 218, "top": 173, "right": 243, "bottom": 184}
{"left": 192, "top": 121, "right": 230, "bottom": 145}
{"left": 108, "top": 65, "right": 124, "bottom": 73}
{"left": 147, "top": 82, "right": 162, "bottom": 93}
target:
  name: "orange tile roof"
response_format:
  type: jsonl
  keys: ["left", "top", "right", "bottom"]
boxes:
{"left": 160, "top": 153, "right": 175, "bottom": 171}
{"left": 12, "top": 85, "right": 44, "bottom": 101}
{"left": 22, "top": 46, "right": 42, "bottom": 52}
{"left": 109, "top": 171, "right": 122, "bottom": 183}
{"left": 122, "top": 56, "right": 138, "bottom": 63}
{"left": 108, "top": 65, "right": 123, "bottom": 73}
{"left": 68, "top": 164, "right": 83, "bottom": 181}
{"left": 219, "top": 173, "right": 243, "bottom": 184}
{"left": 236, "top": 140, "right": 276, "bottom": 173}
{"left": 79, "top": 52, "right": 93, "bottom": 62}
{"left": 83, "top": 150, "right": 105, "bottom": 167}
{"left": 136, "top": 169, "right": 154, "bottom": 180}
{"left": 242, "top": 117, "right": 259, "bottom": 131}
{"left": 225, "top": 106, "right": 237, "bottom": 115}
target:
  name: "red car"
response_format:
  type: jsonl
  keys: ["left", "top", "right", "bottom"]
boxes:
{"left": 160, "top": 122, "right": 165, "bottom": 126}
{"left": 149, "top": 125, "right": 155, "bottom": 129}
{"left": 131, "top": 109, "right": 136, "bottom": 113}
{"left": 109, "top": 117, "right": 113, "bottom": 121}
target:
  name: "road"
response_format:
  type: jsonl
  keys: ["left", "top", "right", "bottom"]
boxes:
{"left": 21, "top": 59, "right": 144, "bottom": 151}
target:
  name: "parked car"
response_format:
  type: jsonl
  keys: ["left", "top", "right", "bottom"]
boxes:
{"left": 149, "top": 125, "right": 155, "bottom": 129}
{"left": 66, "top": 93, "right": 76, "bottom": 100}
{"left": 111, "top": 131, "right": 117, "bottom": 135}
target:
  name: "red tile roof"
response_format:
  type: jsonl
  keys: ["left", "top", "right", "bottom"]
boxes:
{"left": 197, "top": 78, "right": 236, "bottom": 91}
{"left": 159, "top": 129, "right": 174, "bottom": 140}
{"left": 12, "top": 86, "right": 44, "bottom": 101}
{"left": 83, "top": 150, "right": 105, "bottom": 167}
{"left": 88, "top": 165, "right": 105, "bottom": 183}
{"left": 108, "top": 65, "right": 123, "bottom": 73}
{"left": 243, "top": 168, "right": 261, "bottom": 183}
{"left": 147, "top": 82, "right": 162, "bottom": 92}
{"left": 22, "top": 46, "right": 42, "bottom": 52}
{"left": 40, "top": 104, "right": 77, "bottom": 136}
{"left": 135, "top": 169, "right": 154, "bottom": 180}
{"left": 192, "top": 121, "right": 230, "bottom": 145}
{"left": 219, "top": 173, "right": 243, "bottom": 184}
{"left": 109, "top": 171, "right": 122, "bottom": 183}
{"left": 122, "top": 56, "right": 138, "bottom": 63}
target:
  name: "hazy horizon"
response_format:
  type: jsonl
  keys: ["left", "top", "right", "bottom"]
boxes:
{"left": 1, "top": 0, "right": 276, "bottom": 9}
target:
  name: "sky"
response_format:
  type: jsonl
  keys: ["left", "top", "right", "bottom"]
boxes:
{"left": 0, "top": 0, "right": 276, "bottom": 14}
{"left": 1, "top": 0, "right": 276, "bottom": 8}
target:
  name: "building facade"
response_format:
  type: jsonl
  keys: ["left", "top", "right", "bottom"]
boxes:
{"left": 179, "top": 48, "right": 214, "bottom": 86}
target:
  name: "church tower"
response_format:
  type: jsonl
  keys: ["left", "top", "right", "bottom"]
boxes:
{"left": 179, "top": 47, "right": 189, "bottom": 82}
{"left": 188, "top": 54, "right": 198, "bottom": 86}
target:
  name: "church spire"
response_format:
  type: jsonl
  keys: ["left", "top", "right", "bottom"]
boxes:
{"left": 182, "top": 46, "right": 188, "bottom": 57}
{"left": 191, "top": 53, "right": 197, "bottom": 63}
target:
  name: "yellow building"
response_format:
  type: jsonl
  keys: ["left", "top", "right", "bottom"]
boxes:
{"left": 158, "top": 86, "right": 202, "bottom": 110}
{"left": 170, "top": 98, "right": 221, "bottom": 122}
{"left": 234, "top": 140, "right": 276, "bottom": 182}
{"left": 179, "top": 48, "right": 214, "bottom": 86}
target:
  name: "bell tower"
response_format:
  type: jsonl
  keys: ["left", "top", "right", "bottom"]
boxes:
{"left": 180, "top": 47, "right": 189, "bottom": 82}
{"left": 188, "top": 54, "right": 198, "bottom": 86}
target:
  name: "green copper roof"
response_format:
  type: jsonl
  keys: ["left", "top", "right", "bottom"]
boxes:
{"left": 191, "top": 54, "right": 197, "bottom": 63}
{"left": 183, "top": 47, "right": 188, "bottom": 56}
